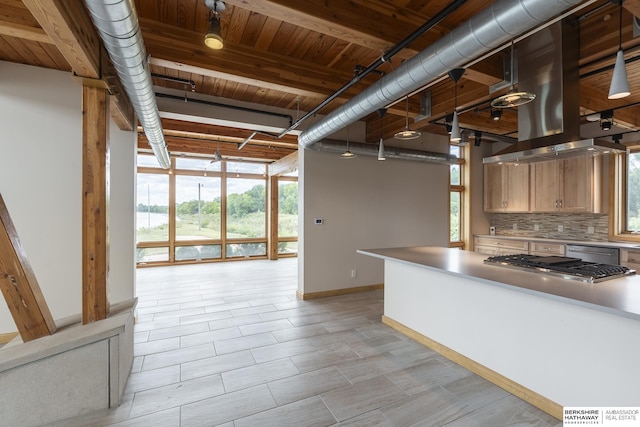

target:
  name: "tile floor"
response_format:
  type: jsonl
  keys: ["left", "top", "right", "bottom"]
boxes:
{"left": 54, "top": 258, "right": 561, "bottom": 426}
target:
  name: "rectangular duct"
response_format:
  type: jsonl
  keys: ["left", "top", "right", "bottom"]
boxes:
{"left": 517, "top": 19, "right": 580, "bottom": 145}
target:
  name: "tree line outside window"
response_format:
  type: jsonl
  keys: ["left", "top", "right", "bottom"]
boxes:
{"left": 135, "top": 154, "right": 297, "bottom": 264}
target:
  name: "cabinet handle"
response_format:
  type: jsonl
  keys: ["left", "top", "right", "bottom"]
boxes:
{"left": 559, "top": 199, "right": 563, "bottom": 208}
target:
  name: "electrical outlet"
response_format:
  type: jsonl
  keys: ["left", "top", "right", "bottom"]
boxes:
{"left": 534, "top": 224, "right": 540, "bottom": 231}
{"left": 512, "top": 223, "right": 518, "bottom": 231}
{"left": 587, "top": 226, "right": 595, "bottom": 234}
{"left": 351, "top": 269, "right": 357, "bottom": 278}
{"left": 558, "top": 225, "right": 564, "bottom": 233}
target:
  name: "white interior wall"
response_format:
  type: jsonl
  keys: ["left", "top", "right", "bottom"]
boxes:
{"left": 0, "top": 61, "right": 136, "bottom": 332}
{"left": 109, "top": 120, "right": 136, "bottom": 303}
{"left": 299, "top": 136, "right": 450, "bottom": 294}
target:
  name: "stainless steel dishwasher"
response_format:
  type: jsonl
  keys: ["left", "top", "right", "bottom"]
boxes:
{"left": 565, "top": 244, "right": 620, "bottom": 265}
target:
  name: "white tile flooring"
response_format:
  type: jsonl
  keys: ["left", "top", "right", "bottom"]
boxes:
{"left": 54, "top": 258, "right": 561, "bottom": 426}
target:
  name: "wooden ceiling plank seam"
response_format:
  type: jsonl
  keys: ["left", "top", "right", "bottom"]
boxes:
{"left": 226, "top": 5, "right": 251, "bottom": 44}
{"left": 254, "top": 16, "right": 281, "bottom": 51}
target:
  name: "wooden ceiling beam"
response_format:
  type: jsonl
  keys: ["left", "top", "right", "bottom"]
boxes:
{"left": 158, "top": 118, "right": 299, "bottom": 147}
{"left": 0, "top": 19, "right": 51, "bottom": 44}
{"left": 21, "top": 0, "right": 135, "bottom": 130}
{"left": 21, "top": 0, "right": 101, "bottom": 79}
{"left": 138, "top": 135, "right": 293, "bottom": 161}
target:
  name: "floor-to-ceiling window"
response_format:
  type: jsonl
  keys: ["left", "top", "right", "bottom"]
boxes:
{"left": 277, "top": 172, "right": 298, "bottom": 255}
{"left": 449, "top": 144, "right": 465, "bottom": 248}
{"left": 136, "top": 153, "right": 297, "bottom": 265}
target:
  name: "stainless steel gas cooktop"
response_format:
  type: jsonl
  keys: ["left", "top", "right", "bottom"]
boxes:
{"left": 484, "top": 254, "right": 636, "bottom": 283}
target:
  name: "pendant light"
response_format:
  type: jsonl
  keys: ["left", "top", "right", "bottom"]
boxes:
{"left": 377, "top": 108, "right": 387, "bottom": 160}
{"left": 341, "top": 125, "right": 357, "bottom": 158}
{"left": 609, "top": 0, "right": 630, "bottom": 99}
{"left": 204, "top": 0, "right": 225, "bottom": 50}
{"left": 491, "top": 40, "right": 536, "bottom": 108}
{"left": 394, "top": 96, "right": 421, "bottom": 140}
{"left": 448, "top": 68, "right": 465, "bottom": 142}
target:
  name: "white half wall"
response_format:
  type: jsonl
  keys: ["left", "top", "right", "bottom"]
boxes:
{"left": 0, "top": 61, "right": 136, "bottom": 332}
{"left": 299, "top": 137, "right": 450, "bottom": 295}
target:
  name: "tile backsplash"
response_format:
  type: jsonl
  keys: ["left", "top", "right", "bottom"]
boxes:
{"left": 489, "top": 213, "right": 609, "bottom": 241}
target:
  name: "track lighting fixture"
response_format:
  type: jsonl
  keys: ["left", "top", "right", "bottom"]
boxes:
{"left": 600, "top": 109, "right": 614, "bottom": 131}
{"left": 474, "top": 130, "right": 483, "bottom": 146}
{"left": 459, "top": 130, "right": 469, "bottom": 146}
{"left": 394, "top": 96, "right": 421, "bottom": 140}
{"left": 491, "top": 109, "right": 502, "bottom": 121}
{"left": 204, "top": 0, "right": 225, "bottom": 50}
{"left": 613, "top": 134, "right": 623, "bottom": 144}
{"left": 210, "top": 140, "right": 223, "bottom": 162}
{"left": 491, "top": 40, "right": 536, "bottom": 108}
{"left": 609, "top": 0, "right": 630, "bottom": 99}
{"left": 448, "top": 68, "right": 465, "bottom": 142}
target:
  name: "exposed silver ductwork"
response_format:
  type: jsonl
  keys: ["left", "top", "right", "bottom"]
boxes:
{"left": 310, "top": 140, "right": 458, "bottom": 164}
{"left": 85, "top": 0, "right": 171, "bottom": 169}
{"left": 298, "top": 0, "right": 583, "bottom": 148}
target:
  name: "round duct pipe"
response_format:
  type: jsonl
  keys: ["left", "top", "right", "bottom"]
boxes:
{"left": 298, "top": 0, "right": 583, "bottom": 148}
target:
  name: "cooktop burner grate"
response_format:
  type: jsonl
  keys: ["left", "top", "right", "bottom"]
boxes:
{"left": 484, "top": 254, "right": 635, "bottom": 283}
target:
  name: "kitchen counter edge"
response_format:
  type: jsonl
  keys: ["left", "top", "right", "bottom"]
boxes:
{"left": 358, "top": 246, "right": 640, "bottom": 321}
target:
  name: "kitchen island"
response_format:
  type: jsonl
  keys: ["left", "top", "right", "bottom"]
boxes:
{"left": 358, "top": 246, "right": 640, "bottom": 418}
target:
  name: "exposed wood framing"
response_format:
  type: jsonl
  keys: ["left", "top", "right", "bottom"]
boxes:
{"left": 0, "top": 194, "right": 56, "bottom": 342}
{"left": 21, "top": 0, "right": 135, "bottom": 130}
{"left": 82, "top": 86, "right": 110, "bottom": 324}
{"left": 269, "top": 151, "right": 298, "bottom": 176}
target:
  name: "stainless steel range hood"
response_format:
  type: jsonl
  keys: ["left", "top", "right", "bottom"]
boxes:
{"left": 483, "top": 21, "right": 629, "bottom": 164}
{"left": 483, "top": 138, "right": 627, "bottom": 164}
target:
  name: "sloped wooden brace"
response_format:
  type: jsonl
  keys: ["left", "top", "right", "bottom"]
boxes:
{"left": 0, "top": 194, "right": 56, "bottom": 341}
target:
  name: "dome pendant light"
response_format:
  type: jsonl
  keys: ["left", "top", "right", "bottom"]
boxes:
{"left": 394, "top": 96, "right": 421, "bottom": 140}
{"left": 341, "top": 125, "right": 357, "bottom": 159}
{"left": 448, "top": 68, "right": 465, "bottom": 143}
{"left": 204, "top": 0, "right": 225, "bottom": 50}
{"left": 491, "top": 40, "right": 536, "bottom": 108}
{"left": 609, "top": 0, "right": 631, "bottom": 99}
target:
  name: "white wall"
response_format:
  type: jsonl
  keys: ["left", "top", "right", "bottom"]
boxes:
{"left": 0, "top": 61, "right": 136, "bottom": 332}
{"left": 109, "top": 120, "right": 137, "bottom": 303}
{"left": 299, "top": 136, "right": 450, "bottom": 294}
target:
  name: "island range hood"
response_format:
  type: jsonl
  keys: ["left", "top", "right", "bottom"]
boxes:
{"left": 483, "top": 21, "right": 628, "bottom": 165}
{"left": 482, "top": 137, "right": 626, "bottom": 164}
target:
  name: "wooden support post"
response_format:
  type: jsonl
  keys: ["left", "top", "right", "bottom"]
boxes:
{"left": 268, "top": 176, "right": 279, "bottom": 260}
{"left": 82, "top": 85, "right": 110, "bottom": 324}
{"left": 0, "top": 194, "right": 57, "bottom": 342}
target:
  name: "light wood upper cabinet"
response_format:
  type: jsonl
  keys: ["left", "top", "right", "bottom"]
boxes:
{"left": 484, "top": 163, "right": 530, "bottom": 212}
{"left": 530, "top": 156, "right": 602, "bottom": 213}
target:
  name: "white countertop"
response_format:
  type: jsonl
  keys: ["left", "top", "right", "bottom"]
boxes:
{"left": 474, "top": 234, "right": 640, "bottom": 249}
{"left": 358, "top": 246, "right": 640, "bottom": 321}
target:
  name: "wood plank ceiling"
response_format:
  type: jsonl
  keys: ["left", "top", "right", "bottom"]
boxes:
{"left": 2, "top": 0, "right": 640, "bottom": 161}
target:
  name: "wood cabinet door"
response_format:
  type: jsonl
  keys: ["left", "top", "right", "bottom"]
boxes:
{"left": 560, "top": 156, "right": 592, "bottom": 211}
{"left": 505, "top": 164, "right": 530, "bottom": 212}
{"left": 531, "top": 161, "right": 560, "bottom": 212}
{"left": 484, "top": 164, "right": 505, "bottom": 212}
